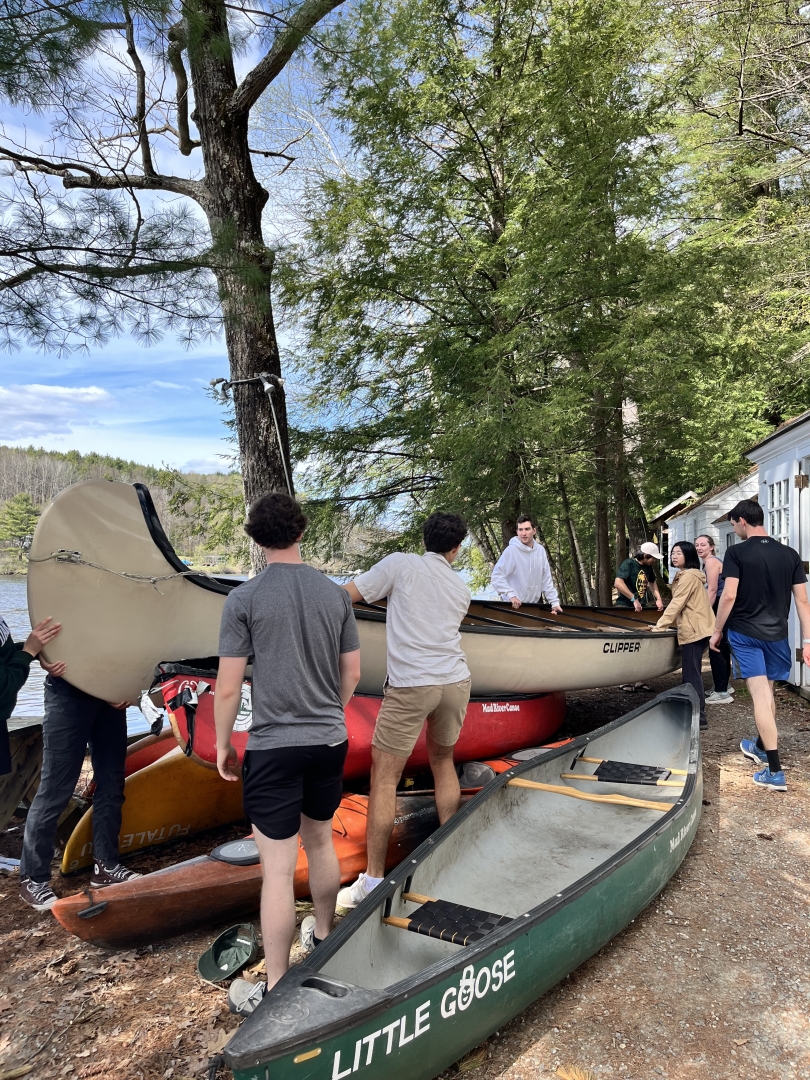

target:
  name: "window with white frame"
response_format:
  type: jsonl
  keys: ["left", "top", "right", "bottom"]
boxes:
{"left": 769, "top": 480, "right": 790, "bottom": 544}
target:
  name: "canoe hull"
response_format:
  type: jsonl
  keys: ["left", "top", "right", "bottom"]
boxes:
{"left": 29, "top": 480, "right": 678, "bottom": 703}
{"left": 51, "top": 795, "right": 440, "bottom": 948}
{"left": 158, "top": 673, "right": 566, "bottom": 775}
{"left": 231, "top": 778, "right": 701, "bottom": 1080}
{"left": 224, "top": 687, "right": 702, "bottom": 1080}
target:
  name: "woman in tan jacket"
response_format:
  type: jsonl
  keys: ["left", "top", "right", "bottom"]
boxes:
{"left": 654, "top": 541, "right": 715, "bottom": 730}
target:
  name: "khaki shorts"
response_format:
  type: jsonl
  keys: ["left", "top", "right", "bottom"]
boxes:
{"left": 372, "top": 678, "right": 472, "bottom": 758}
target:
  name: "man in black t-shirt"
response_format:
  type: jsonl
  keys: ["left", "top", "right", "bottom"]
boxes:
{"left": 711, "top": 499, "right": 810, "bottom": 791}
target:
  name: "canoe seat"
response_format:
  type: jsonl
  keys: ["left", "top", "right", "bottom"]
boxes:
{"left": 383, "top": 898, "right": 511, "bottom": 946}
{"left": 561, "top": 756, "right": 687, "bottom": 788}
{"left": 584, "top": 760, "right": 670, "bottom": 784}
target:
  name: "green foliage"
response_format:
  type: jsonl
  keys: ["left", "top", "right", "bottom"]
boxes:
{"left": 281, "top": 0, "right": 676, "bottom": 587}
{"left": 157, "top": 468, "right": 250, "bottom": 569}
{"left": 0, "top": 493, "right": 40, "bottom": 557}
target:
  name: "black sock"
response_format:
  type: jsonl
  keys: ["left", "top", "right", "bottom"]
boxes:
{"left": 313, "top": 934, "right": 323, "bottom": 946}
{"left": 756, "top": 736, "right": 765, "bottom": 751}
{"left": 766, "top": 749, "right": 781, "bottom": 774}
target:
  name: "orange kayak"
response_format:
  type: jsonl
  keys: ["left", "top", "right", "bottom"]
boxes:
{"left": 51, "top": 793, "right": 441, "bottom": 948}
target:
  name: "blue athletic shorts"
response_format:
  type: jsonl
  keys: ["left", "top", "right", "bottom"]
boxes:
{"left": 727, "top": 631, "right": 791, "bottom": 682}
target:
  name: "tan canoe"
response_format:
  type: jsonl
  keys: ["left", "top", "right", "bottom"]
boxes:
{"left": 28, "top": 479, "right": 679, "bottom": 703}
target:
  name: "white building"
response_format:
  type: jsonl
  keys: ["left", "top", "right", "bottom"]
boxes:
{"left": 665, "top": 467, "right": 759, "bottom": 559}
{"left": 746, "top": 408, "right": 810, "bottom": 699}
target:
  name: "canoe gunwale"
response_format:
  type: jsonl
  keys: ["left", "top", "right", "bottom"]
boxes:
{"left": 224, "top": 686, "right": 701, "bottom": 1071}
{"left": 134, "top": 485, "right": 674, "bottom": 642}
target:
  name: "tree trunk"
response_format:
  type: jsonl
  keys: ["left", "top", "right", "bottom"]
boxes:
{"left": 592, "top": 392, "right": 613, "bottom": 606}
{"left": 558, "top": 472, "right": 590, "bottom": 605}
{"left": 613, "top": 407, "right": 627, "bottom": 571}
{"left": 187, "top": 0, "right": 293, "bottom": 575}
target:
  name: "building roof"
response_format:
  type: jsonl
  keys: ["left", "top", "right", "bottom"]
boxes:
{"left": 745, "top": 406, "right": 810, "bottom": 456}
{"left": 666, "top": 466, "right": 759, "bottom": 522}
{"left": 648, "top": 492, "right": 698, "bottom": 527}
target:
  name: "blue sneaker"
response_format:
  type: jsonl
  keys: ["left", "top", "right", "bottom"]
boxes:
{"left": 752, "top": 767, "right": 787, "bottom": 791}
{"left": 740, "top": 738, "right": 767, "bottom": 765}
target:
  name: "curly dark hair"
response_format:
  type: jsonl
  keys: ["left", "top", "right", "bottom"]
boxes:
{"left": 423, "top": 511, "right": 468, "bottom": 554}
{"left": 244, "top": 492, "right": 308, "bottom": 549}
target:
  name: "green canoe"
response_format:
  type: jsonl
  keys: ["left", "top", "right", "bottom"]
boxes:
{"left": 224, "top": 687, "right": 702, "bottom": 1080}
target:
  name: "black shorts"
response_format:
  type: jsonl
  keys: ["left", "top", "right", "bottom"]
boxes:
{"left": 242, "top": 741, "right": 348, "bottom": 840}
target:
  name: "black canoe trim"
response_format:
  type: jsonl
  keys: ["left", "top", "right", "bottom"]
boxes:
{"left": 133, "top": 483, "right": 239, "bottom": 596}
{"left": 133, "top": 482, "right": 676, "bottom": 641}
{"left": 224, "top": 686, "right": 700, "bottom": 1070}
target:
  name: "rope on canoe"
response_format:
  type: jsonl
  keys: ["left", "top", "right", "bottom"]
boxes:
{"left": 27, "top": 550, "right": 206, "bottom": 593}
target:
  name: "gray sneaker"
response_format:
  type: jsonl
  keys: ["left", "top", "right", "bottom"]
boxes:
{"left": 227, "top": 978, "right": 266, "bottom": 1016}
{"left": 300, "top": 915, "right": 318, "bottom": 954}
{"left": 705, "top": 691, "right": 733, "bottom": 705}
{"left": 20, "top": 877, "right": 57, "bottom": 912}
{"left": 90, "top": 861, "right": 142, "bottom": 887}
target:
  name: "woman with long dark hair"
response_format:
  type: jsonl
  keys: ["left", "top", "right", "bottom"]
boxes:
{"left": 695, "top": 534, "right": 733, "bottom": 704}
{"left": 653, "top": 540, "right": 715, "bottom": 729}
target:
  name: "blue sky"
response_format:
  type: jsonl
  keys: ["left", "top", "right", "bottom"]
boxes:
{"left": 0, "top": 336, "right": 237, "bottom": 472}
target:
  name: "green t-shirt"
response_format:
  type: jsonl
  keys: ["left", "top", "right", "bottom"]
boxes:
{"left": 615, "top": 558, "right": 656, "bottom": 608}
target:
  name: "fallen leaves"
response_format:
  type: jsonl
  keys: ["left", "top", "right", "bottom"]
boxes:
{"left": 205, "top": 1028, "right": 234, "bottom": 1056}
{"left": 556, "top": 1067, "right": 595, "bottom": 1080}
{"left": 456, "top": 1047, "right": 487, "bottom": 1074}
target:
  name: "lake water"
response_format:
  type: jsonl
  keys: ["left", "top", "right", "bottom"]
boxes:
{"left": 1, "top": 576, "right": 151, "bottom": 737}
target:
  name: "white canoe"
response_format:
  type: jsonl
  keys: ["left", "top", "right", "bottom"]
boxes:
{"left": 28, "top": 480, "right": 679, "bottom": 703}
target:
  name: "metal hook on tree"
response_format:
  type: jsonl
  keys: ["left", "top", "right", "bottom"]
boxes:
{"left": 210, "top": 373, "right": 293, "bottom": 495}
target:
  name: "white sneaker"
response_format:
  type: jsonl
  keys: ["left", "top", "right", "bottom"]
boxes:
{"left": 705, "top": 691, "right": 733, "bottom": 705}
{"left": 336, "top": 873, "right": 377, "bottom": 910}
{"left": 300, "top": 915, "right": 318, "bottom": 954}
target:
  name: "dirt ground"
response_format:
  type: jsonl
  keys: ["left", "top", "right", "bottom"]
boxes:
{"left": 1, "top": 668, "right": 809, "bottom": 1080}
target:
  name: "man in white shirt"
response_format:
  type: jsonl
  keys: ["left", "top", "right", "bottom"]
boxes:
{"left": 337, "top": 512, "right": 471, "bottom": 908}
{"left": 491, "top": 515, "right": 563, "bottom": 612}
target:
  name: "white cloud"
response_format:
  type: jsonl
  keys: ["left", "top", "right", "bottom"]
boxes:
{"left": 150, "top": 380, "right": 185, "bottom": 390}
{"left": 181, "top": 457, "right": 235, "bottom": 474}
{"left": 0, "top": 383, "right": 113, "bottom": 438}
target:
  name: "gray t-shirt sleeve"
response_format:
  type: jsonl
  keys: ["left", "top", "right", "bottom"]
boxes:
{"left": 219, "top": 592, "right": 253, "bottom": 657}
{"left": 340, "top": 596, "right": 361, "bottom": 654}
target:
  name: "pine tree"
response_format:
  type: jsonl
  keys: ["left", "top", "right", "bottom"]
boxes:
{"left": 0, "top": 493, "right": 41, "bottom": 558}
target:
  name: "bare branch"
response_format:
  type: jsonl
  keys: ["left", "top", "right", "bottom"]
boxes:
{"left": 123, "top": 3, "right": 155, "bottom": 175}
{"left": 229, "top": 0, "right": 345, "bottom": 118}
{"left": 0, "top": 144, "right": 205, "bottom": 200}
{"left": 167, "top": 19, "right": 200, "bottom": 156}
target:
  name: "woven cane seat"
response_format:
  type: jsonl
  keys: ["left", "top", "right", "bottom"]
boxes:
{"left": 593, "top": 760, "right": 671, "bottom": 785}
{"left": 400, "top": 900, "right": 511, "bottom": 946}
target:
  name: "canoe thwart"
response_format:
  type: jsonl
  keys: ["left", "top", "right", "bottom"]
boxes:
{"left": 578, "top": 755, "right": 688, "bottom": 776}
{"left": 401, "top": 891, "right": 438, "bottom": 905}
{"left": 506, "top": 776, "right": 675, "bottom": 812}
{"left": 383, "top": 899, "right": 512, "bottom": 946}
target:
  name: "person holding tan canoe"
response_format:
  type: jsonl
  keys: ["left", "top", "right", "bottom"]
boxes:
{"left": 490, "top": 515, "right": 563, "bottom": 612}
{"left": 337, "top": 511, "right": 471, "bottom": 910}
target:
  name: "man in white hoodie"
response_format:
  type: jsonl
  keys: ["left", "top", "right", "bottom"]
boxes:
{"left": 491, "top": 516, "right": 563, "bottom": 612}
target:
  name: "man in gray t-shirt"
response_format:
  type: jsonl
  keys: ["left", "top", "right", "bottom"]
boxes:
{"left": 215, "top": 492, "right": 360, "bottom": 1010}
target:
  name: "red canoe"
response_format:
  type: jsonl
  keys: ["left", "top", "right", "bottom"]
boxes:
{"left": 51, "top": 793, "right": 440, "bottom": 948}
{"left": 152, "top": 663, "right": 566, "bottom": 777}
